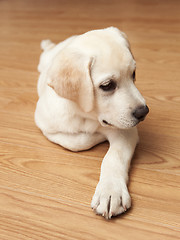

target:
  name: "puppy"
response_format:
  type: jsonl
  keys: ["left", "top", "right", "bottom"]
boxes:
{"left": 35, "top": 27, "right": 149, "bottom": 219}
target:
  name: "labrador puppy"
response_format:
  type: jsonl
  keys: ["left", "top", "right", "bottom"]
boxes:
{"left": 35, "top": 27, "right": 149, "bottom": 219}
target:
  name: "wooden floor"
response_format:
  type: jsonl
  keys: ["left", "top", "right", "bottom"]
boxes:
{"left": 0, "top": 0, "right": 180, "bottom": 239}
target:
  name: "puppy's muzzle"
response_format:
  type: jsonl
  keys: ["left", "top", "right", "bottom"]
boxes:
{"left": 133, "top": 105, "right": 149, "bottom": 122}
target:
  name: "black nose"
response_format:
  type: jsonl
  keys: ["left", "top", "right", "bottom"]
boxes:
{"left": 133, "top": 105, "right": 149, "bottom": 121}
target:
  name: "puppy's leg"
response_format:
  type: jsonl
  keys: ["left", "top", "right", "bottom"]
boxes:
{"left": 44, "top": 132, "right": 106, "bottom": 152}
{"left": 91, "top": 127, "right": 138, "bottom": 219}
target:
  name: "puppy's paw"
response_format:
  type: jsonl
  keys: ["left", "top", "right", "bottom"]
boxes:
{"left": 91, "top": 178, "right": 131, "bottom": 219}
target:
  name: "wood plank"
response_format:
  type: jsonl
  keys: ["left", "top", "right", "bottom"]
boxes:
{"left": 0, "top": 0, "right": 180, "bottom": 239}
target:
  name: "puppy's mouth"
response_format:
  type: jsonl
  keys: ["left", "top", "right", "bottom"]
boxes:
{"left": 102, "top": 120, "right": 112, "bottom": 126}
{"left": 102, "top": 119, "right": 140, "bottom": 129}
{"left": 102, "top": 120, "right": 113, "bottom": 127}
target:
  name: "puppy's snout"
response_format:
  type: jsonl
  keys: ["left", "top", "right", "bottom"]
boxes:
{"left": 133, "top": 105, "right": 149, "bottom": 121}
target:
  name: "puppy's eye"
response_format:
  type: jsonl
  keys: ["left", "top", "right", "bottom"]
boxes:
{"left": 99, "top": 80, "right": 117, "bottom": 91}
{"left": 132, "top": 70, "right": 136, "bottom": 81}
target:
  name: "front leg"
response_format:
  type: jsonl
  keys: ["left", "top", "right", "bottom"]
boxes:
{"left": 91, "top": 127, "right": 139, "bottom": 219}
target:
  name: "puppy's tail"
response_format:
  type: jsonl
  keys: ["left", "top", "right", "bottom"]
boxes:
{"left": 40, "top": 39, "right": 55, "bottom": 51}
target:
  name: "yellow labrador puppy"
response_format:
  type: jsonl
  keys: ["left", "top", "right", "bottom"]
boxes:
{"left": 35, "top": 27, "right": 149, "bottom": 219}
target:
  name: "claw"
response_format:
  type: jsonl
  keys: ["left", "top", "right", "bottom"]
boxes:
{"left": 92, "top": 206, "right": 97, "bottom": 211}
{"left": 102, "top": 211, "right": 109, "bottom": 220}
{"left": 123, "top": 206, "right": 127, "bottom": 212}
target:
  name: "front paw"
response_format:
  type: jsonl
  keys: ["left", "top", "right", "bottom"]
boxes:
{"left": 91, "top": 178, "right": 131, "bottom": 219}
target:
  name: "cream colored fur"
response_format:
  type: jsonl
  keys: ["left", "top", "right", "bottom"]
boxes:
{"left": 35, "top": 27, "right": 147, "bottom": 219}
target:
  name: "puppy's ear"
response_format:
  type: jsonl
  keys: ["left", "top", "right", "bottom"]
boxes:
{"left": 48, "top": 50, "right": 94, "bottom": 112}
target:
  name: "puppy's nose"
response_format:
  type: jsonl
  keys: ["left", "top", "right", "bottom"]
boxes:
{"left": 133, "top": 105, "right": 149, "bottom": 121}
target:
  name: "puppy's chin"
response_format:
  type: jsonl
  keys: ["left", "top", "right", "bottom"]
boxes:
{"left": 117, "top": 121, "right": 138, "bottom": 129}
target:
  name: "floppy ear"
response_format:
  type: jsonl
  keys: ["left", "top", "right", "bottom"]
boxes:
{"left": 47, "top": 50, "right": 94, "bottom": 112}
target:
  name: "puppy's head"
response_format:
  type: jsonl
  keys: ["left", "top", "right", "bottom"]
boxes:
{"left": 48, "top": 27, "right": 149, "bottom": 129}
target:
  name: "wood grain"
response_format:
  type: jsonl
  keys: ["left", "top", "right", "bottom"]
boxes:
{"left": 0, "top": 0, "right": 180, "bottom": 239}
